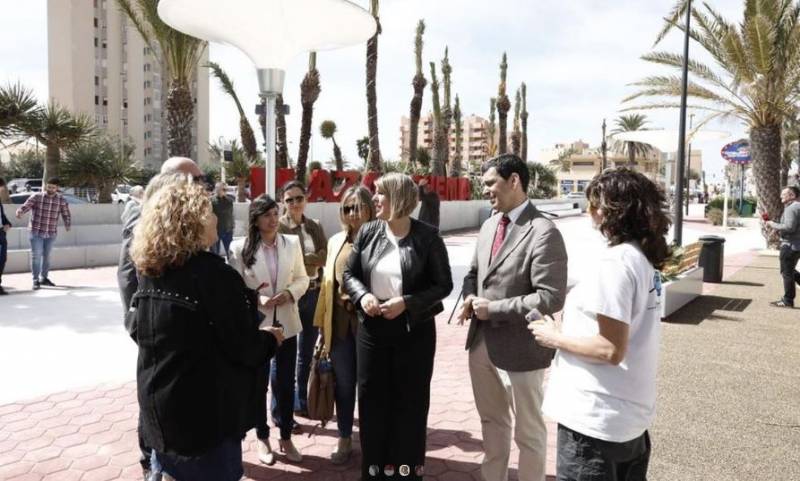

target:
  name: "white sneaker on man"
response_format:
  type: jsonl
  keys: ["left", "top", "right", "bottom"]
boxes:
{"left": 256, "top": 438, "right": 275, "bottom": 466}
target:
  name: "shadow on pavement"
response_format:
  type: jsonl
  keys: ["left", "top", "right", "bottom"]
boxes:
{"left": 664, "top": 295, "right": 752, "bottom": 326}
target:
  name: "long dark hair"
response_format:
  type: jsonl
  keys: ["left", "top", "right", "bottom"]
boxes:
{"left": 585, "top": 168, "right": 672, "bottom": 269}
{"left": 242, "top": 194, "right": 279, "bottom": 268}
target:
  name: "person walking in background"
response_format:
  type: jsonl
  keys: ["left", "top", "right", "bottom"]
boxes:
{"left": 0, "top": 195, "right": 11, "bottom": 295}
{"left": 229, "top": 194, "right": 309, "bottom": 465}
{"left": 531, "top": 168, "right": 670, "bottom": 481}
{"left": 313, "top": 185, "right": 375, "bottom": 464}
{"left": 765, "top": 185, "right": 800, "bottom": 308}
{"left": 278, "top": 180, "right": 327, "bottom": 418}
{"left": 416, "top": 177, "right": 440, "bottom": 228}
{"left": 128, "top": 174, "right": 283, "bottom": 481}
{"left": 0, "top": 177, "right": 11, "bottom": 204}
{"left": 15, "top": 177, "right": 71, "bottom": 290}
{"left": 344, "top": 173, "right": 453, "bottom": 480}
{"left": 457, "top": 154, "right": 568, "bottom": 481}
{"left": 121, "top": 185, "right": 144, "bottom": 225}
{"left": 212, "top": 182, "right": 235, "bottom": 259}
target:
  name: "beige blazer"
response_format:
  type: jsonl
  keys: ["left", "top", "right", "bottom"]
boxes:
{"left": 229, "top": 234, "right": 310, "bottom": 338}
{"left": 463, "top": 201, "right": 568, "bottom": 372}
{"left": 313, "top": 231, "right": 349, "bottom": 354}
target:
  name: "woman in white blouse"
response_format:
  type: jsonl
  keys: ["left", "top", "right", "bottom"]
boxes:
{"left": 229, "top": 195, "right": 309, "bottom": 465}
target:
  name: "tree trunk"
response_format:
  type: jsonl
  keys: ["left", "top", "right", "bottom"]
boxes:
{"left": 497, "top": 95, "right": 510, "bottom": 155}
{"left": 521, "top": 112, "right": 529, "bottom": 161}
{"left": 166, "top": 82, "right": 194, "bottom": 158}
{"left": 240, "top": 116, "right": 257, "bottom": 161}
{"left": 431, "top": 130, "right": 446, "bottom": 176}
{"left": 276, "top": 94, "right": 288, "bottom": 169}
{"left": 366, "top": 17, "right": 382, "bottom": 172}
{"left": 628, "top": 143, "right": 636, "bottom": 166}
{"left": 409, "top": 73, "right": 426, "bottom": 165}
{"left": 511, "top": 132, "right": 521, "bottom": 156}
{"left": 97, "top": 181, "right": 113, "bottom": 204}
{"left": 332, "top": 137, "right": 343, "bottom": 172}
{"left": 43, "top": 142, "right": 59, "bottom": 181}
{"left": 237, "top": 176, "right": 247, "bottom": 202}
{"left": 750, "top": 124, "right": 783, "bottom": 248}
{"left": 297, "top": 69, "right": 321, "bottom": 183}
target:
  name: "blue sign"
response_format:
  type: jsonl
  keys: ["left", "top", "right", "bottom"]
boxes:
{"left": 721, "top": 139, "right": 751, "bottom": 165}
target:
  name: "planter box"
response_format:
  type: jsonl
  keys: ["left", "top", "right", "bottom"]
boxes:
{"left": 661, "top": 266, "right": 704, "bottom": 319}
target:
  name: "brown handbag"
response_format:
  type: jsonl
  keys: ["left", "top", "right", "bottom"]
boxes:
{"left": 307, "top": 335, "right": 335, "bottom": 426}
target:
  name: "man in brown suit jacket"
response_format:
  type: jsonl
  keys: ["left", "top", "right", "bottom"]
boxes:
{"left": 458, "top": 154, "right": 568, "bottom": 481}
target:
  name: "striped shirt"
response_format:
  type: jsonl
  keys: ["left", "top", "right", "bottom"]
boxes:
{"left": 18, "top": 192, "right": 71, "bottom": 238}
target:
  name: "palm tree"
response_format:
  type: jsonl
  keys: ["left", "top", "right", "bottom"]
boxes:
{"left": 297, "top": 52, "right": 321, "bottom": 182}
{"left": 782, "top": 112, "right": 800, "bottom": 186}
{"left": 23, "top": 103, "right": 96, "bottom": 180}
{"left": 408, "top": 20, "right": 427, "bottom": 166}
{"left": 116, "top": 0, "right": 207, "bottom": 159}
{"left": 496, "top": 53, "right": 510, "bottom": 155}
{"left": 429, "top": 62, "right": 446, "bottom": 176}
{"left": 487, "top": 97, "right": 497, "bottom": 158}
{"left": 511, "top": 87, "right": 521, "bottom": 156}
{"left": 320, "top": 120, "right": 344, "bottom": 171}
{"left": 356, "top": 136, "right": 370, "bottom": 167}
{"left": 365, "top": 0, "right": 382, "bottom": 172}
{"left": 205, "top": 62, "right": 258, "bottom": 161}
{"left": 626, "top": 0, "right": 800, "bottom": 246}
{"left": 610, "top": 114, "right": 653, "bottom": 166}
{"left": 62, "top": 134, "right": 136, "bottom": 203}
{"left": 0, "top": 83, "right": 39, "bottom": 139}
{"left": 276, "top": 95, "right": 289, "bottom": 169}
{"left": 451, "top": 94, "right": 463, "bottom": 176}
{"left": 441, "top": 47, "right": 453, "bottom": 169}
{"left": 521, "top": 83, "right": 529, "bottom": 161}
{"left": 528, "top": 162, "right": 558, "bottom": 199}
{"left": 209, "top": 139, "right": 250, "bottom": 202}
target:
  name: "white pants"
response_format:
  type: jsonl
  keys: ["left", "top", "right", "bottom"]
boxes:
{"left": 469, "top": 337, "right": 547, "bottom": 481}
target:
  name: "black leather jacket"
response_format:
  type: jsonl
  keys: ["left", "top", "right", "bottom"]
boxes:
{"left": 127, "top": 252, "right": 276, "bottom": 457}
{"left": 343, "top": 219, "right": 453, "bottom": 330}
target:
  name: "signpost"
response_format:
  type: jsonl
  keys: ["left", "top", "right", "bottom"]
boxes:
{"left": 721, "top": 139, "right": 752, "bottom": 215}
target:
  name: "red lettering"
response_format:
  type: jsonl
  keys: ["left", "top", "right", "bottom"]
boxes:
{"left": 307, "top": 169, "right": 333, "bottom": 202}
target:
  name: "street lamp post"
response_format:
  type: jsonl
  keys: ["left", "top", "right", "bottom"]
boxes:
{"left": 685, "top": 113, "right": 694, "bottom": 215}
{"left": 674, "top": 0, "right": 692, "bottom": 246}
{"left": 601, "top": 118, "right": 608, "bottom": 172}
{"left": 157, "top": 0, "right": 376, "bottom": 199}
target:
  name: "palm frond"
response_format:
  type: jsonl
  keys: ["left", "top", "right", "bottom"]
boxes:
{"left": 205, "top": 61, "right": 245, "bottom": 117}
{"left": 654, "top": 0, "right": 691, "bottom": 47}
{"left": 744, "top": 13, "right": 777, "bottom": 75}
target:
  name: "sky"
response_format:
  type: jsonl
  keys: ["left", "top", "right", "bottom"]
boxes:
{"left": 0, "top": 0, "right": 748, "bottom": 180}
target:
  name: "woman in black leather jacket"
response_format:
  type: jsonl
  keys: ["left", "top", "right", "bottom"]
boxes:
{"left": 128, "top": 174, "right": 284, "bottom": 481}
{"left": 343, "top": 173, "right": 453, "bottom": 480}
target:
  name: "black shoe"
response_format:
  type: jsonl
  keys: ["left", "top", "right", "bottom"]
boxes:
{"left": 39, "top": 278, "right": 55, "bottom": 287}
{"left": 0, "top": 287, "right": 7, "bottom": 295}
{"left": 33, "top": 280, "right": 40, "bottom": 290}
{"left": 770, "top": 299, "right": 794, "bottom": 308}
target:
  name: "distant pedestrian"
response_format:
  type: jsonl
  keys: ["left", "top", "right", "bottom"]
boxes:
{"left": 531, "top": 167, "right": 670, "bottom": 481}
{"left": 212, "top": 182, "right": 235, "bottom": 259}
{"left": 0, "top": 195, "right": 11, "bottom": 295}
{"left": 417, "top": 177, "right": 440, "bottom": 229}
{"left": 121, "top": 185, "right": 144, "bottom": 225}
{"left": 765, "top": 185, "right": 800, "bottom": 308}
{"left": 15, "top": 177, "right": 71, "bottom": 290}
{"left": 0, "top": 177, "right": 11, "bottom": 204}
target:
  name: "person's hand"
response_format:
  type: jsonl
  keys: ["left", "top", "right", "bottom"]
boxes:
{"left": 270, "top": 290, "right": 292, "bottom": 306}
{"left": 360, "top": 293, "right": 381, "bottom": 317}
{"left": 380, "top": 297, "right": 406, "bottom": 320}
{"left": 2, "top": 225, "right": 9, "bottom": 233}
{"left": 456, "top": 295, "right": 475, "bottom": 326}
{"left": 262, "top": 326, "right": 285, "bottom": 346}
{"left": 766, "top": 220, "right": 776, "bottom": 229}
{"left": 528, "top": 315, "right": 561, "bottom": 349}
{"left": 471, "top": 297, "right": 491, "bottom": 321}
{"left": 15, "top": 209, "right": 22, "bottom": 219}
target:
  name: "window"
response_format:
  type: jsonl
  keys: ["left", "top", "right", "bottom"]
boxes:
{"left": 123, "top": 101, "right": 128, "bottom": 109}
{"left": 93, "top": 18, "right": 98, "bottom": 28}
{"left": 94, "top": 37, "right": 98, "bottom": 47}
{"left": 102, "top": 97, "right": 107, "bottom": 106}
{"left": 144, "top": 97, "right": 151, "bottom": 106}
{"left": 144, "top": 63, "right": 151, "bottom": 72}
{"left": 144, "top": 80, "right": 151, "bottom": 89}
{"left": 94, "top": 76, "right": 99, "bottom": 86}
{"left": 94, "top": 95, "right": 99, "bottom": 105}
{"left": 102, "top": 42, "right": 107, "bottom": 49}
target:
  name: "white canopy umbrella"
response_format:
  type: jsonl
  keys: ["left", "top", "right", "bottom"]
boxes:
{"left": 158, "top": 0, "right": 377, "bottom": 198}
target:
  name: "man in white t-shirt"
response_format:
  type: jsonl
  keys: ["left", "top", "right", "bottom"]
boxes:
{"left": 531, "top": 168, "right": 670, "bottom": 480}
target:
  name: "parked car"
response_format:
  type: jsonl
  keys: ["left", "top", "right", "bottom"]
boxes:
{"left": 7, "top": 178, "right": 42, "bottom": 194}
{"left": 9, "top": 192, "right": 89, "bottom": 205}
{"left": 565, "top": 191, "right": 586, "bottom": 200}
{"left": 111, "top": 184, "right": 131, "bottom": 204}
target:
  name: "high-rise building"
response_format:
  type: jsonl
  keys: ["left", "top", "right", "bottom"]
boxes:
{"left": 47, "top": 0, "right": 209, "bottom": 170}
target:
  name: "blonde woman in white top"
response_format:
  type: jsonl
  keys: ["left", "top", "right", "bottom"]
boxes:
{"left": 229, "top": 194, "right": 309, "bottom": 465}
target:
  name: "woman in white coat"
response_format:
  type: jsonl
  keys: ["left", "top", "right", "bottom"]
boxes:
{"left": 229, "top": 194, "right": 309, "bottom": 465}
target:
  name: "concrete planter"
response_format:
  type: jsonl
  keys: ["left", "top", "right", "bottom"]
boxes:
{"left": 661, "top": 266, "right": 704, "bottom": 319}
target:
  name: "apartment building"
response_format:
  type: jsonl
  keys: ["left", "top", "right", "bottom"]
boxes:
{"left": 47, "top": 0, "right": 209, "bottom": 170}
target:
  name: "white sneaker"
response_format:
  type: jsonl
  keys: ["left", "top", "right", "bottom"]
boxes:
{"left": 278, "top": 439, "right": 303, "bottom": 463}
{"left": 256, "top": 438, "right": 275, "bottom": 466}
{"left": 330, "top": 437, "right": 352, "bottom": 465}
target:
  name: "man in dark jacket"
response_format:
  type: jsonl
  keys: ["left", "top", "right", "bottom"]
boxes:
{"left": 767, "top": 185, "right": 800, "bottom": 308}
{"left": 417, "top": 177, "right": 440, "bottom": 229}
{"left": 211, "top": 182, "right": 235, "bottom": 259}
{"left": 0, "top": 198, "right": 11, "bottom": 295}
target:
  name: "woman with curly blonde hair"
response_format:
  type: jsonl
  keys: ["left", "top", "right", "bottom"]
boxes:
{"left": 128, "top": 174, "right": 283, "bottom": 481}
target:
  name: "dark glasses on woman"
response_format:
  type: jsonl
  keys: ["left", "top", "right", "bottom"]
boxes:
{"left": 284, "top": 195, "right": 305, "bottom": 205}
{"left": 342, "top": 204, "right": 364, "bottom": 215}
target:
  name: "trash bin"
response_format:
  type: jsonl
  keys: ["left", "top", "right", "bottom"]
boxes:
{"left": 698, "top": 235, "right": 725, "bottom": 283}
{"left": 739, "top": 201, "right": 754, "bottom": 217}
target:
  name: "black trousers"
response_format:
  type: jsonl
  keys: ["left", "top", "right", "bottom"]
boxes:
{"left": 358, "top": 316, "right": 436, "bottom": 481}
{"left": 779, "top": 245, "right": 800, "bottom": 304}
{"left": 0, "top": 231, "right": 6, "bottom": 286}
{"left": 557, "top": 424, "right": 651, "bottom": 481}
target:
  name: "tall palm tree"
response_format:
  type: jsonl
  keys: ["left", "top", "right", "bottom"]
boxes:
{"left": 487, "top": 97, "right": 497, "bottom": 158}
{"left": 320, "top": 120, "right": 344, "bottom": 172}
{"left": 356, "top": 136, "right": 370, "bottom": 167}
{"left": 429, "top": 62, "right": 446, "bottom": 176}
{"left": 451, "top": 94, "right": 463, "bottom": 176}
{"left": 511, "top": 87, "right": 522, "bottom": 156}
{"left": 610, "top": 114, "right": 653, "bottom": 166}
{"left": 297, "top": 52, "right": 321, "bottom": 182}
{"left": 205, "top": 62, "right": 258, "bottom": 161}
{"left": 496, "top": 53, "right": 510, "bottom": 155}
{"left": 276, "top": 95, "right": 289, "bottom": 169}
{"left": 365, "top": 0, "right": 382, "bottom": 172}
{"left": 441, "top": 47, "right": 453, "bottom": 169}
{"left": 521, "top": 83, "right": 529, "bottom": 161}
{"left": 626, "top": 0, "right": 800, "bottom": 246}
{"left": 0, "top": 83, "right": 39, "bottom": 139}
{"left": 408, "top": 19, "right": 427, "bottom": 166}
{"left": 22, "top": 103, "right": 96, "bottom": 180}
{"left": 528, "top": 162, "right": 558, "bottom": 199}
{"left": 116, "top": 0, "right": 207, "bottom": 159}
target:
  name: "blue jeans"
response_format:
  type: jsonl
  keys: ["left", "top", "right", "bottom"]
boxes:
{"left": 150, "top": 438, "right": 243, "bottom": 481}
{"left": 262, "top": 335, "right": 297, "bottom": 440}
{"left": 29, "top": 234, "right": 56, "bottom": 281}
{"left": 213, "top": 231, "right": 233, "bottom": 258}
{"left": 330, "top": 330, "right": 357, "bottom": 438}
{"left": 294, "top": 287, "right": 320, "bottom": 412}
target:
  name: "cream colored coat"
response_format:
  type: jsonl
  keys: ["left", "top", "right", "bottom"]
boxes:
{"left": 313, "top": 231, "right": 348, "bottom": 355}
{"left": 229, "top": 234, "right": 309, "bottom": 339}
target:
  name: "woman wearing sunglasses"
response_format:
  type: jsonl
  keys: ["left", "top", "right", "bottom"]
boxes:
{"left": 277, "top": 180, "right": 328, "bottom": 422}
{"left": 313, "top": 186, "right": 375, "bottom": 464}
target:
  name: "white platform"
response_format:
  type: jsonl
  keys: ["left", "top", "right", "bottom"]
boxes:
{"left": 662, "top": 266, "right": 705, "bottom": 318}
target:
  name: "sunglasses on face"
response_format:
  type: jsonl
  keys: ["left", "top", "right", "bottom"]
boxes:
{"left": 284, "top": 195, "right": 305, "bottom": 205}
{"left": 342, "top": 204, "right": 365, "bottom": 215}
